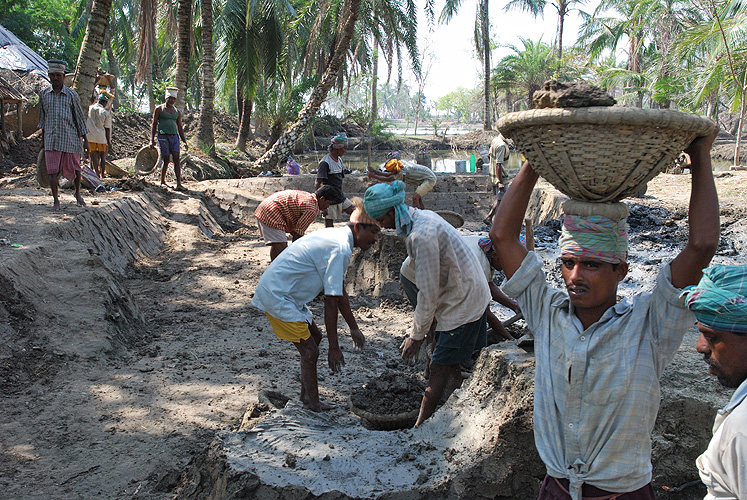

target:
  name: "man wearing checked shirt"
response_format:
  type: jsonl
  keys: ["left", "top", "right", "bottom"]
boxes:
{"left": 490, "top": 126, "right": 721, "bottom": 500}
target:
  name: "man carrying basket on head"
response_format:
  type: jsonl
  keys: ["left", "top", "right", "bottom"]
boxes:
{"left": 366, "top": 152, "right": 437, "bottom": 210}
{"left": 490, "top": 127, "right": 721, "bottom": 500}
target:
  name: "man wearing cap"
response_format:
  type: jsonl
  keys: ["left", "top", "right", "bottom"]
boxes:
{"left": 684, "top": 264, "right": 747, "bottom": 500}
{"left": 251, "top": 200, "right": 380, "bottom": 412}
{"left": 254, "top": 185, "right": 344, "bottom": 261}
{"left": 367, "top": 152, "right": 437, "bottom": 210}
{"left": 483, "top": 134, "right": 511, "bottom": 225}
{"left": 364, "top": 181, "right": 491, "bottom": 426}
{"left": 150, "top": 87, "right": 189, "bottom": 191}
{"left": 39, "top": 59, "right": 90, "bottom": 210}
{"left": 489, "top": 127, "right": 721, "bottom": 500}
{"left": 315, "top": 132, "right": 354, "bottom": 227}
{"left": 86, "top": 93, "right": 112, "bottom": 179}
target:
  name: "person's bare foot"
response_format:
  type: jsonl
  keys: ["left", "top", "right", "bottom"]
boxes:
{"left": 175, "top": 185, "right": 186, "bottom": 192}
{"left": 53, "top": 200, "right": 61, "bottom": 211}
{"left": 160, "top": 182, "right": 169, "bottom": 189}
{"left": 75, "top": 195, "right": 86, "bottom": 207}
{"left": 303, "top": 399, "right": 335, "bottom": 411}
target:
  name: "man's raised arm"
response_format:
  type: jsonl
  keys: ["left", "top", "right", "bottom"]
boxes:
{"left": 489, "top": 161, "right": 539, "bottom": 280}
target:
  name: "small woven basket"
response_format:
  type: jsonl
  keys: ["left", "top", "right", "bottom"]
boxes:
{"left": 348, "top": 400, "right": 419, "bottom": 430}
{"left": 36, "top": 149, "right": 50, "bottom": 188}
{"left": 135, "top": 145, "right": 159, "bottom": 175}
{"left": 435, "top": 210, "right": 465, "bottom": 228}
{"left": 105, "top": 160, "right": 129, "bottom": 178}
{"left": 497, "top": 107, "right": 714, "bottom": 202}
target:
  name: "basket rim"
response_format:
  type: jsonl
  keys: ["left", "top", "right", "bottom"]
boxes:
{"left": 435, "top": 210, "right": 465, "bottom": 229}
{"left": 497, "top": 107, "right": 714, "bottom": 137}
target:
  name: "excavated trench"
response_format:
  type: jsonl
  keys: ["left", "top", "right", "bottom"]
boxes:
{"left": 1, "top": 175, "right": 740, "bottom": 500}
{"left": 170, "top": 177, "right": 739, "bottom": 500}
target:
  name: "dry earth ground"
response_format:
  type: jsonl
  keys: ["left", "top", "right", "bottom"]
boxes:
{"left": 0, "top": 170, "right": 745, "bottom": 499}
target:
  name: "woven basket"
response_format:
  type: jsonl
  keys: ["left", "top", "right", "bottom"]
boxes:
{"left": 348, "top": 400, "right": 419, "bottom": 430}
{"left": 36, "top": 149, "right": 50, "bottom": 188}
{"left": 135, "top": 145, "right": 159, "bottom": 175}
{"left": 105, "top": 160, "right": 129, "bottom": 178}
{"left": 497, "top": 107, "right": 714, "bottom": 202}
{"left": 435, "top": 210, "right": 465, "bottom": 228}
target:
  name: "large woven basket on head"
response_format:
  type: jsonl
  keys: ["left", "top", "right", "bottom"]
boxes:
{"left": 497, "top": 107, "right": 715, "bottom": 202}
{"left": 435, "top": 210, "right": 465, "bottom": 229}
{"left": 135, "top": 145, "right": 159, "bottom": 175}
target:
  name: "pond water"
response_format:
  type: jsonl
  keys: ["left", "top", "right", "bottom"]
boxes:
{"left": 291, "top": 150, "right": 729, "bottom": 174}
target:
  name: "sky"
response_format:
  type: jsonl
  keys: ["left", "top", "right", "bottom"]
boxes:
{"left": 385, "top": 0, "right": 601, "bottom": 103}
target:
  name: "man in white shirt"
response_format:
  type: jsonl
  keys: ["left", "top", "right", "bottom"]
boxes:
{"left": 86, "top": 93, "right": 112, "bottom": 179}
{"left": 684, "top": 264, "right": 747, "bottom": 500}
{"left": 252, "top": 208, "right": 380, "bottom": 412}
{"left": 364, "top": 180, "right": 491, "bottom": 425}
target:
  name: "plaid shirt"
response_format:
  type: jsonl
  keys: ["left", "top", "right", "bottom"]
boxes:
{"left": 38, "top": 86, "right": 89, "bottom": 154}
{"left": 254, "top": 190, "right": 319, "bottom": 235}
{"left": 502, "top": 253, "right": 695, "bottom": 499}
{"left": 406, "top": 209, "right": 490, "bottom": 340}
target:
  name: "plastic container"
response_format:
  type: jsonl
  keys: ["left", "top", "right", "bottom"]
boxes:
{"left": 455, "top": 160, "right": 466, "bottom": 173}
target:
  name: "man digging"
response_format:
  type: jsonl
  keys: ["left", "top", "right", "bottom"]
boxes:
{"left": 251, "top": 204, "right": 380, "bottom": 411}
{"left": 364, "top": 180, "right": 491, "bottom": 426}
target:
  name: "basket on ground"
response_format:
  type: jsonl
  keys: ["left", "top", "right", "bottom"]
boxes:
{"left": 135, "top": 145, "right": 159, "bottom": 175}
{"left": 105, "top": 160, "right": 129, "bottom": 178}
{"left": 435, "top": 210, "right": 465, "bottom": 229}
{"left": 349, "top": 401, "right": 419, "bottom": 430}
{"left": 497, "top": 107, "right": 714, "bottom": 202}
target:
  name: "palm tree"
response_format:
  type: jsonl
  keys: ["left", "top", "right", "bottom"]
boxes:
{"left": 135, "top": 0, "right": 157, "bottom": 111}
{"left": 504, "top": 0, "right": 587, "bottom": 59}
{"left": 254, "top": 0, "right": 362, "bottom": 170}
{"left": 215, "top": 0, "right": 292, "bottom": 150}
{"left": 197, "top": 0, "right": 215, "bottom": 154}
{"left": 73, "top": 0, "right": 113, "bottom": 106}
{"left": 174, "top": 0, "right": 192, "bottom": 110}
{"left": 495, "top": 37, "right": 557, "bottom": 107}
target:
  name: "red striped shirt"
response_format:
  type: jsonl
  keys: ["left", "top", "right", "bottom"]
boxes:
{"left": 254, "top": 190, "right": 319, "bottom": 234}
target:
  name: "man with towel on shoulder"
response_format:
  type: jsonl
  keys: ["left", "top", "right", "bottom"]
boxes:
{"left": 684, "top": 264, "right": 747, "bottom": 500}
{"left": 490, "top": 127, "right": 721, "bottom": 500}
{"left": 364, "top": 180, "right": 491, "bottom": 426}
{"left": 315, "top": 132, "right": 355, "bottom": 227}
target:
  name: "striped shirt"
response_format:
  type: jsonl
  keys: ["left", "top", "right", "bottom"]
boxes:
{"left": 502, "top": 252, "right": 695, "bottom": 499}
{"left": 406, "top": 209, "right": 490, "bottom": 340}
{"left": 38, "top": 86, "right": 89, "bottom": 154}
{"left": 393, "top": 161, "right": 437, "bottom": 197}
{"left": 254, "top": 190, "right": 319, "bottom": 235}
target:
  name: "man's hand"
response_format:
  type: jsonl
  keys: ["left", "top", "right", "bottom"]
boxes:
{"left": 411, "top": 192, "right": 424, "bottom": 209}
{"left": 350, "top": 328, "right": 365, "bottom": 351}
{"left": 400, "top": 337, "right": 423, "bottom": 366}
{"left": 328, "top": 346, "right": 345, "bottom": 373}
{"left": 509, "top": 299, "right": 521, "bottom": 314}
{"left": 183, "top": 141, "right": 189, "bottom": 151}
{"left": 684, "top": 126, "right": 719, "bottom": 159}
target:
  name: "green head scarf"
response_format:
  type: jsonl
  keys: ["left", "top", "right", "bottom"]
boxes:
{"left": 363, "top": 180, "right": 413, "bottom": 236}
{"left": 684, "top": 264, "right": 747, "bottom": 333}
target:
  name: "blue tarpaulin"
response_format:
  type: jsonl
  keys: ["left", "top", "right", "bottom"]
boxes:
{"left": 0, "top": 24, "right": 48, "bottom": 79}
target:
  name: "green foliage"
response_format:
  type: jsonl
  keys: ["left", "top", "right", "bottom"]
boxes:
{"left": 1, "top": 0, "right": 82, "bottom": 62}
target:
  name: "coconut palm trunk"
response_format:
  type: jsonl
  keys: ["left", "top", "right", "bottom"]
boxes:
{"left": 72, "top": 0, "right": 112, "bottom": 107}
{"left": 174, "top": 0, "right": 192, "bottom": 111}
{"left": 480, "top": 0, "right": 491, "bottom": 130}
{"left": 197, "top": 0, "right": 216, "bottom": 154}
{"left": 253, "top": 0, "right": 362, "bottom": 170}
